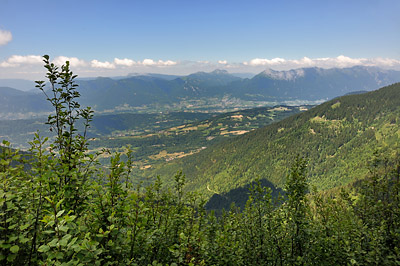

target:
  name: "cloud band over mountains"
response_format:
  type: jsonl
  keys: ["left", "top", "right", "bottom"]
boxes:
{"left": 242, "top": 56, "right": 400, "bottom": 69}
{"left": 0, "top": 54, "right": 399, "bottom": 79}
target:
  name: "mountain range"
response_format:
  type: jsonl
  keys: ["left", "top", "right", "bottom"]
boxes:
{"left": 0, "top": 66, "right": 399, "bottom": 119}
{"left": 228, "top": 66, "right": 400, "bottom": 100}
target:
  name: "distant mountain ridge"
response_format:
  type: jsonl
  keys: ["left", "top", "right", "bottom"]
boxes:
{"left": 259, "top": 68, "right": 306, "bottom": 80}
{"left": 74, "top": 66, "right": 400, "bottom": 110}
{"left": 227, "top": 66, "right": 400, "bottom": 101}
{"left": 0, "top": 79, "right": 36, "bottom": 92}
{"left": 1, "top": 66, "right": 400, "bottom": 119}
{"left": 0, "top": 87, "right": 52, "bottom": 119}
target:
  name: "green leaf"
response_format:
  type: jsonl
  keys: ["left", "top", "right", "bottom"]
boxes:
{"left": 8, "top": 224, "right": 17, "bottom": 230}
{"left": 59, "top": 234, "right": 71, "bottom": 247}
{"left": 71, "top": 244, "right": 82, "bottom": 252}
{"left": 6, "top": 253, "right": 17, "bottom": 262}
{"left": 67, "top": 237, "right": 78, "bottom": 248}
{"left": 19, "top": 223, "right": 30, "bottom": 230}
{"left": 55, "top": 251, "right": 64, "bottom": 259}
{"left": 59, "top": 225, "right": 69, "bottom": 233}
{"left": 48, "top": 238, "right": 58, "bottom": 247}
{"left": 9, "top": 236, "right": 18, "bottom": 242}
{"left": 38, "top": 245, "right": 50, "bottom": 253}
{"left": 10, "top": 245, "right": 19, "bottom": 254}
{"left": 0, "top": 243, "right": 11, "bottom": 249}
{"left": 56, "top": 199, "right": 64, "bottom": 210}
{"left": 19, "top": 236, "right": 30, "bottom": 244}
{"left": 56, "top": 210, "right": 65, "bottom": 217}
{"left": 44, "top": 196, "right": 52, "bottom": 203}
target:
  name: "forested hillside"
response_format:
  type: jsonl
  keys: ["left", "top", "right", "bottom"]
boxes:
{"left": 145, "top": 82, "right": 400, "bottom": 195}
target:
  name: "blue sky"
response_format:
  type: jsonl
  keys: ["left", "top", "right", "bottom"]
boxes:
{"left": 0, "top": 0, "right": 399, "bottom": 79}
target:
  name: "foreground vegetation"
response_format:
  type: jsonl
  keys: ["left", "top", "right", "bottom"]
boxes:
{"left": 1, "top": 56, "right": 400, "bottom": 265}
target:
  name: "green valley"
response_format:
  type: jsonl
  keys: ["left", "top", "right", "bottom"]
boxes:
{"left": 88, "top": 105, "right": 308, "bottom": 169}
{"left": 141, "top": 83, "right": 400, "bottom": 197}
{"left": 0, "top": 112, "right": 214, "bottom": 149}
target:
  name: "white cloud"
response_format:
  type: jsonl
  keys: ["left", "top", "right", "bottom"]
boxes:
{"left": 218, "top": 60, "right": 227, "bottom": 65}
{"left": 292, "top": 57, "right": 315, "bottom": 66}
{"left": 243, "top": 55, "right": 400, "bottom": 69}
{"left": 90, "top": 60, "right": 116, "bottom": 69}
{"left": 0, "top": 30, "right": 12, "bottom": 46}
{"left": 142, "top": 59, "right": 156, "bottom": 66}
{"left": 334, "top": 55, "right": 361, "bottom": 65}
{"left": 371, "top": 57, "right": 400, "bottom": 66}
{"left": 53, "top": 56, "right": 87, "bottom": 67}
{"left": 114, "top": 58, "right": 136, "bottom": 67}
{"left": 244, "top": 57, "right": 286, "bottom": 66}
{"left": 141, "top": 59, "right": 177, "bottom": 66}
{"left": 0, "top": 55, "right": 42, "bottom": 67}
{"left": 161, "top": 60, "right": 177, "bottom": 66}
{"left": 0, "top": 54, "right": 179, "bottom": 74}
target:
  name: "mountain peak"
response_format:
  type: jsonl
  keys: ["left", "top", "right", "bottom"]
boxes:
{"left": 211, "top": 69, "right": 229, "bottom": 75}
{"left": 259, "top": 68, "right": 305, "bottom": 80}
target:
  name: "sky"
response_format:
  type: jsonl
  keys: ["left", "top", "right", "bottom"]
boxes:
{"left": 0, "top": 0, "right": 399, "bottom": 79}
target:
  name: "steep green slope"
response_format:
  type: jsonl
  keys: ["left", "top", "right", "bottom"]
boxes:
{"left": 144, "top": 83, "right": 400, "bottom": 196}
